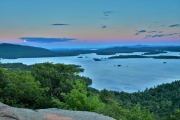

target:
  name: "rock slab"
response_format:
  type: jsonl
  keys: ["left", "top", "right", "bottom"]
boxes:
{"left": 0, "top": 102, "right": 115, "bottom": 120}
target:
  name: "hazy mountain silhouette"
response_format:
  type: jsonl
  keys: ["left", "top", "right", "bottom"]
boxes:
{"left": 0, "top": 43, "right": 57, "bottom": 59}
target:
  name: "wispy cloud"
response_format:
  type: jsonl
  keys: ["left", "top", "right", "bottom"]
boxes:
{"left": 151, "top": 34, "right": 165, "bottom": 38}
{"left": 145, "top": 35, "right": 151, "bottom": 38}
{"left": 51, "top": 23, "right": 69, "bottom": 26}
{"left": 169, "top": 24, "right": 180, "bottom": 27}
{"left": 147, "top": 30, "right": 157, "bottom": 33}
{"left": 103, "top": 11, "right": 113, "bottom": 17}
{"left": 134, "top": 30, "right": 146, "bottom": 35}
{"left": 134, "top": 33, "right": 139, "bottom": 35}
{"left": 101, "top": 26, "right": 106, "bottom": 28}
{"left": 19, "top": 37, "right": 76, "bottom": 43}
{"left": 145, "top": 33, "right": 180, "bottom": 39}
{"left": 158, "top": 31, "right": 163, "bottom": 33}
{"left": 167, "top": 34, "right": 173, "bottom": 36}
{"left": 138, "top": 30, "right": 146, "bottom": 33}
{"left": 103, "top": 11, "right": 113, "bottom": 14}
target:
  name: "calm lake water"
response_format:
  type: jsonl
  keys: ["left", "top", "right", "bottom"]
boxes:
{"left": 1, "top": 52, "right": 180, "bottom": 93}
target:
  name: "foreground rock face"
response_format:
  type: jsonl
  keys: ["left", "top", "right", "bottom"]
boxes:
{"left": 0, "top": 102, "right": 115, "bottom": 120}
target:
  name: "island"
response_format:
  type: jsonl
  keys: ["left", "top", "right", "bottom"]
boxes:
{"left": 108, "top": 55, "right": 180, "bottom": 59}
{"left": 93, "top": 58, "right": 101, "bottom": 61}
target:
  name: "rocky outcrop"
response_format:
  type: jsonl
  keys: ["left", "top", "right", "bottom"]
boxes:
{"left": 0, "top": 102, "right": 115, "bottom": 120}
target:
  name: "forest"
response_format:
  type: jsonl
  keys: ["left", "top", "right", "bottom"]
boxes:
{"left": 0, "top": 62, "right": 180, "bottom": 120}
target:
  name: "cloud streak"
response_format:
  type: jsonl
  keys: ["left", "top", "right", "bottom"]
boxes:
{"left": 101, "top": 26, "right": 106, "bottom": 28}
{"left": 145, "top": 33, "right": 180, "bottom": 38}
{"left": 19, "top": 37, "right": 76, "bottom": 43}
{"left": 169, "top": 24, "right": 180, "bottom": 27}
{"left": 134, "top": 30, "right": 146, "bottom": 35}
{"left": 103, "top": 11, "right": 113, "bottom": 14}
{"left": 134, "top": 33, "right": 139, "bottom": 35}
{"left": 147, "top": 30, "right": 157, "bottom": 33}
{"left": 51, "top": 23, "right": 69, "bottom": 26}
{"left": 103, "top": 11, "right": 113, "bottom": 17}
{"left": 138, "top": 30, "right": 146, "bottom": 33}
{"left": 151, "top": 34, "right": 165, "bottom": 38}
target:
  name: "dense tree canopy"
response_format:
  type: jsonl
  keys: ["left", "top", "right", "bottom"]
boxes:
{"left": 0, "top": 62, "right": 180, "bottom": 120}
{"left": 30, "top": 63, "right": 92, "bottom": 100}
{"left": 0, "top": 67, "right": 46, "bottom": 108}
{"left": 113, "top": 80, "right": 180, "bottom": 119}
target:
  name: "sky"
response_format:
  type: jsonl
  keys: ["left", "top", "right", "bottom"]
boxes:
{"left": 0, "top": 0, "right": 180, "bottom": 48}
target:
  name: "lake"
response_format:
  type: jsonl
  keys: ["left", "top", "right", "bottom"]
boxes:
{"left": 1, "top": 52, "right": 180, "bottom": 93}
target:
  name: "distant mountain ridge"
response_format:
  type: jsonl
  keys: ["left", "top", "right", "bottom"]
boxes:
{"left": 0, "top": 43, "right": 57, "bottom": 59}
{"left": 0, "top": 43, "right": 180, "bottom": 59}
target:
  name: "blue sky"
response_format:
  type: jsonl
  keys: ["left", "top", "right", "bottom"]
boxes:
{"left": 0, "top": 0, "right": 180, "bottom": 48}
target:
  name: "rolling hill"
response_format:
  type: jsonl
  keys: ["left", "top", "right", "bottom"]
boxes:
{"left": 0, "top": 43, "right": 58, "bottom": 59}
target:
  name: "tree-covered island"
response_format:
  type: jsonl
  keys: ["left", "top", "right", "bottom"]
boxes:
{"left": 108, "top": 55, "right": 180, "bottom": 59}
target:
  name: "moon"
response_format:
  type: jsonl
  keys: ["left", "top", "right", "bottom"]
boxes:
{"left": 23, "top": 40, "right": 26, "bottom": 42}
